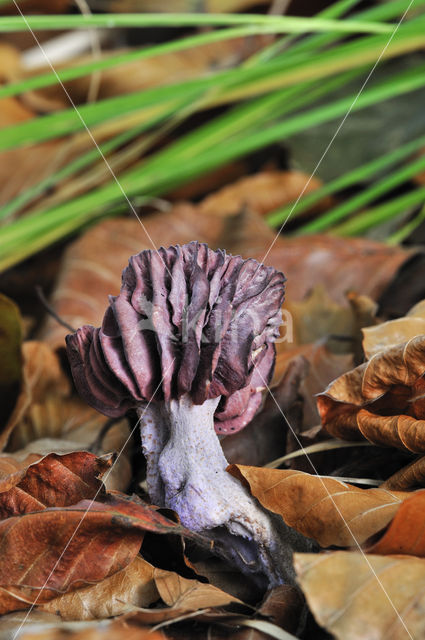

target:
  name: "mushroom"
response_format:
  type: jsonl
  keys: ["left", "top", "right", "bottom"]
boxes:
{"left": 66, "top": 242, "right": 297, "bottom": 585}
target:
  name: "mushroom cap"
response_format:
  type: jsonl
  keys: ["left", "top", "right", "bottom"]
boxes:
{"left": 66, "top": 242, "right": 285, "bottom": 434}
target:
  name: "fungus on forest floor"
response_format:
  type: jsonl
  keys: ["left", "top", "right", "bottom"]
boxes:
{"left": 67, "top": 242, "right": 305, "bottom": 586}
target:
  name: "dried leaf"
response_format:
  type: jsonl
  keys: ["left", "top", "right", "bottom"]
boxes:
{"left": 274, "top": 344, "right": 354, "bottom": 433}
{"left": 317, "top": 335, "right": 425, "bottom": 453}
{"left": 20, "top": 620, "right": 162, "bottom": 640}
{"left": 221, "top": 212, "right": 415, "bottom": 305}
{"left": 382, "top": 456, "right": 425, "bottom": 490}
{"left": 2, "top": 340, "right": 131, "bottom": 491}
{"left": 199, "top": 170, "right": 329, "bottom": 219}
{"left": 295, "top": 551, "right": 425, "bottom": 640}
{"left": 0, "top": 450, "right": 203, "bottom": 615}
{"left": 0, "top": 492, "right": 202, "bottom": 614}
{"left": 23, "top": 36, "right": 267, "bottom": 114}
{"left": 154, "top": 567, "right": 240, "bottom": 610}
{"left": 228, "top": 465, "right": 405, "bottom": 547}
{"left": 283, "top": 286, "right": 376, "bottom": 355}
{"left": 367, "top": 489, "right": 425, "bottom": 556}
{"left": 1, "top": 341, "right": 69, "bottom": 451}
{"left": 42, "top": 556, "right": 159, "bottom": 620}
{"left": 0, "top": 53, "right": 71, "bottom": 208}
{"left": 363, "top": 298, "right": 425, "bottom": 359}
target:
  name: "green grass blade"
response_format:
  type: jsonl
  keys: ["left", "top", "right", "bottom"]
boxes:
{"left": 3, "top": 21, "right": 424, "bottom": 153}
{"left": 267, "top": 133, "right": 425, "bottom": 226}
{"left": 296, "top": 153, "right": 425, "bottom": 234}
{"left": 0, "top": 24, "right": 316, "bottom": 101}
{"left": 0, "top": 13, "right": 393, "bottom": 34}
{"left": 387, "top": 203, "right": 425, "bottom": 244}
{"left": 333, "top": 187, "right": 425, "bottom": 235}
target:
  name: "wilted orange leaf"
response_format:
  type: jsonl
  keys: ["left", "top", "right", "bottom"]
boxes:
{"left": 295, "top": 551, "right": 425, "bottom": 640}
{"left": 228, "top": 465, "right": 405, "bottom": 547}
{"left": 367, "top": 489, "right": 425, "bottom": 556}
{"left": 317, "top": 335, "right": 425, "bottom": 453}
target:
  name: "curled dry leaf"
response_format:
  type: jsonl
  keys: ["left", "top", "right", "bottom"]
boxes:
{"left": 317, "top": 335, "right": 425, "bottom": 453}
{"left": 295, "top": 551, "right": 425, "bottom": 640}
{"left": 19, "top": 621, "right": 162, "bottom": 640}
{"left": 228, "top": 465, "right": 405, "bottom": 547}
{"left": 367, "top": 489, "right": 425, "bottom": 556}
{"left": 363, "top": 298, "right": 425, "bottom": 359}
{"left": 382, "top": 455, "right": 425, "bottom": 490}
{"left": 274, "top": 344, "right": 354, "bottom": 433}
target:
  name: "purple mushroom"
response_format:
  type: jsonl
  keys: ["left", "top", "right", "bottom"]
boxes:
{"left": 66, "top": 242, "right": 292, "bottom": 585}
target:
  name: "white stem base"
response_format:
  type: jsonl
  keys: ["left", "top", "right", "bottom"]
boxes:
{"left": 139, "top": 395, "right": 291, "bottom": 585}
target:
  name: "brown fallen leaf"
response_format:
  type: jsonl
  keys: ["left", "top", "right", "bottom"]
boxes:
{"left": 295, "top": 551, "right": 425, "bottom": 640}
{"left": 1, "top": 341, "right": 69, "bottom": 451}
{"left": 0, "top": 451, "right": 109, "bottom": 515}
{"left": 228, "top": 465, "right": 406, "bottom": 547}
{"left": 0, "top": 449, "right": 205, "bottom": 615}
{"left": 362, "top": 298, "right": 425, "bottom": 359}
{"left": 274, "top": 343, "right": 354, "bottom": 434}
{"left": 283, "top": 286, "right": 377, "bottom": 356}
{"left": 0, "top": 492, "right": 204, "bottom": 615}
{"left": 154, "top": 567, "right": 240, "bottom": 611}
{"left": 1, "top": 339, "right": 131, "bottom": 491}
{"left": 317, "top": 335, "right": 425, "bottom": 453}
{"left": 219, "top": 208, "right": 415, "bottom": 305}
{"left": 42, "top": 556, "right": 159, "bottom": 620}
{"left": 0, "top": 1, "right": 70, "bottom": 14}
{"left": 199, "top": 170, "right": 329, "bottom": 219}
{"left": 0, "top": 51, "right": 73, "bottom": 209}
{"left": 382, "top": 456, "right": 425, "bottom": 490}
{"left": 20, "top": 621, "right": 162, "bottom": 640}
{"left": 367, "top": 489, "right": 425, "bottom": 556}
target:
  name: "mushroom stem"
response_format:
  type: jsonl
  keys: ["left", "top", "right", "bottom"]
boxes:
{"left": 138, "top": 394, "right": 287, "bottom": 585}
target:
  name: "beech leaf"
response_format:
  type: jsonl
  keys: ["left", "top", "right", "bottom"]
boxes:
{"left": 228, "top": 465, "right": 406, "bottom": 547}
{"left": 42, "top": 556, "right": 159, "bottom": 620}
{"left": 295, "top": 551, "right": 425, "bottom": 640}
{"left": 317, "top": 335, "right": 425, "bottom": 453}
